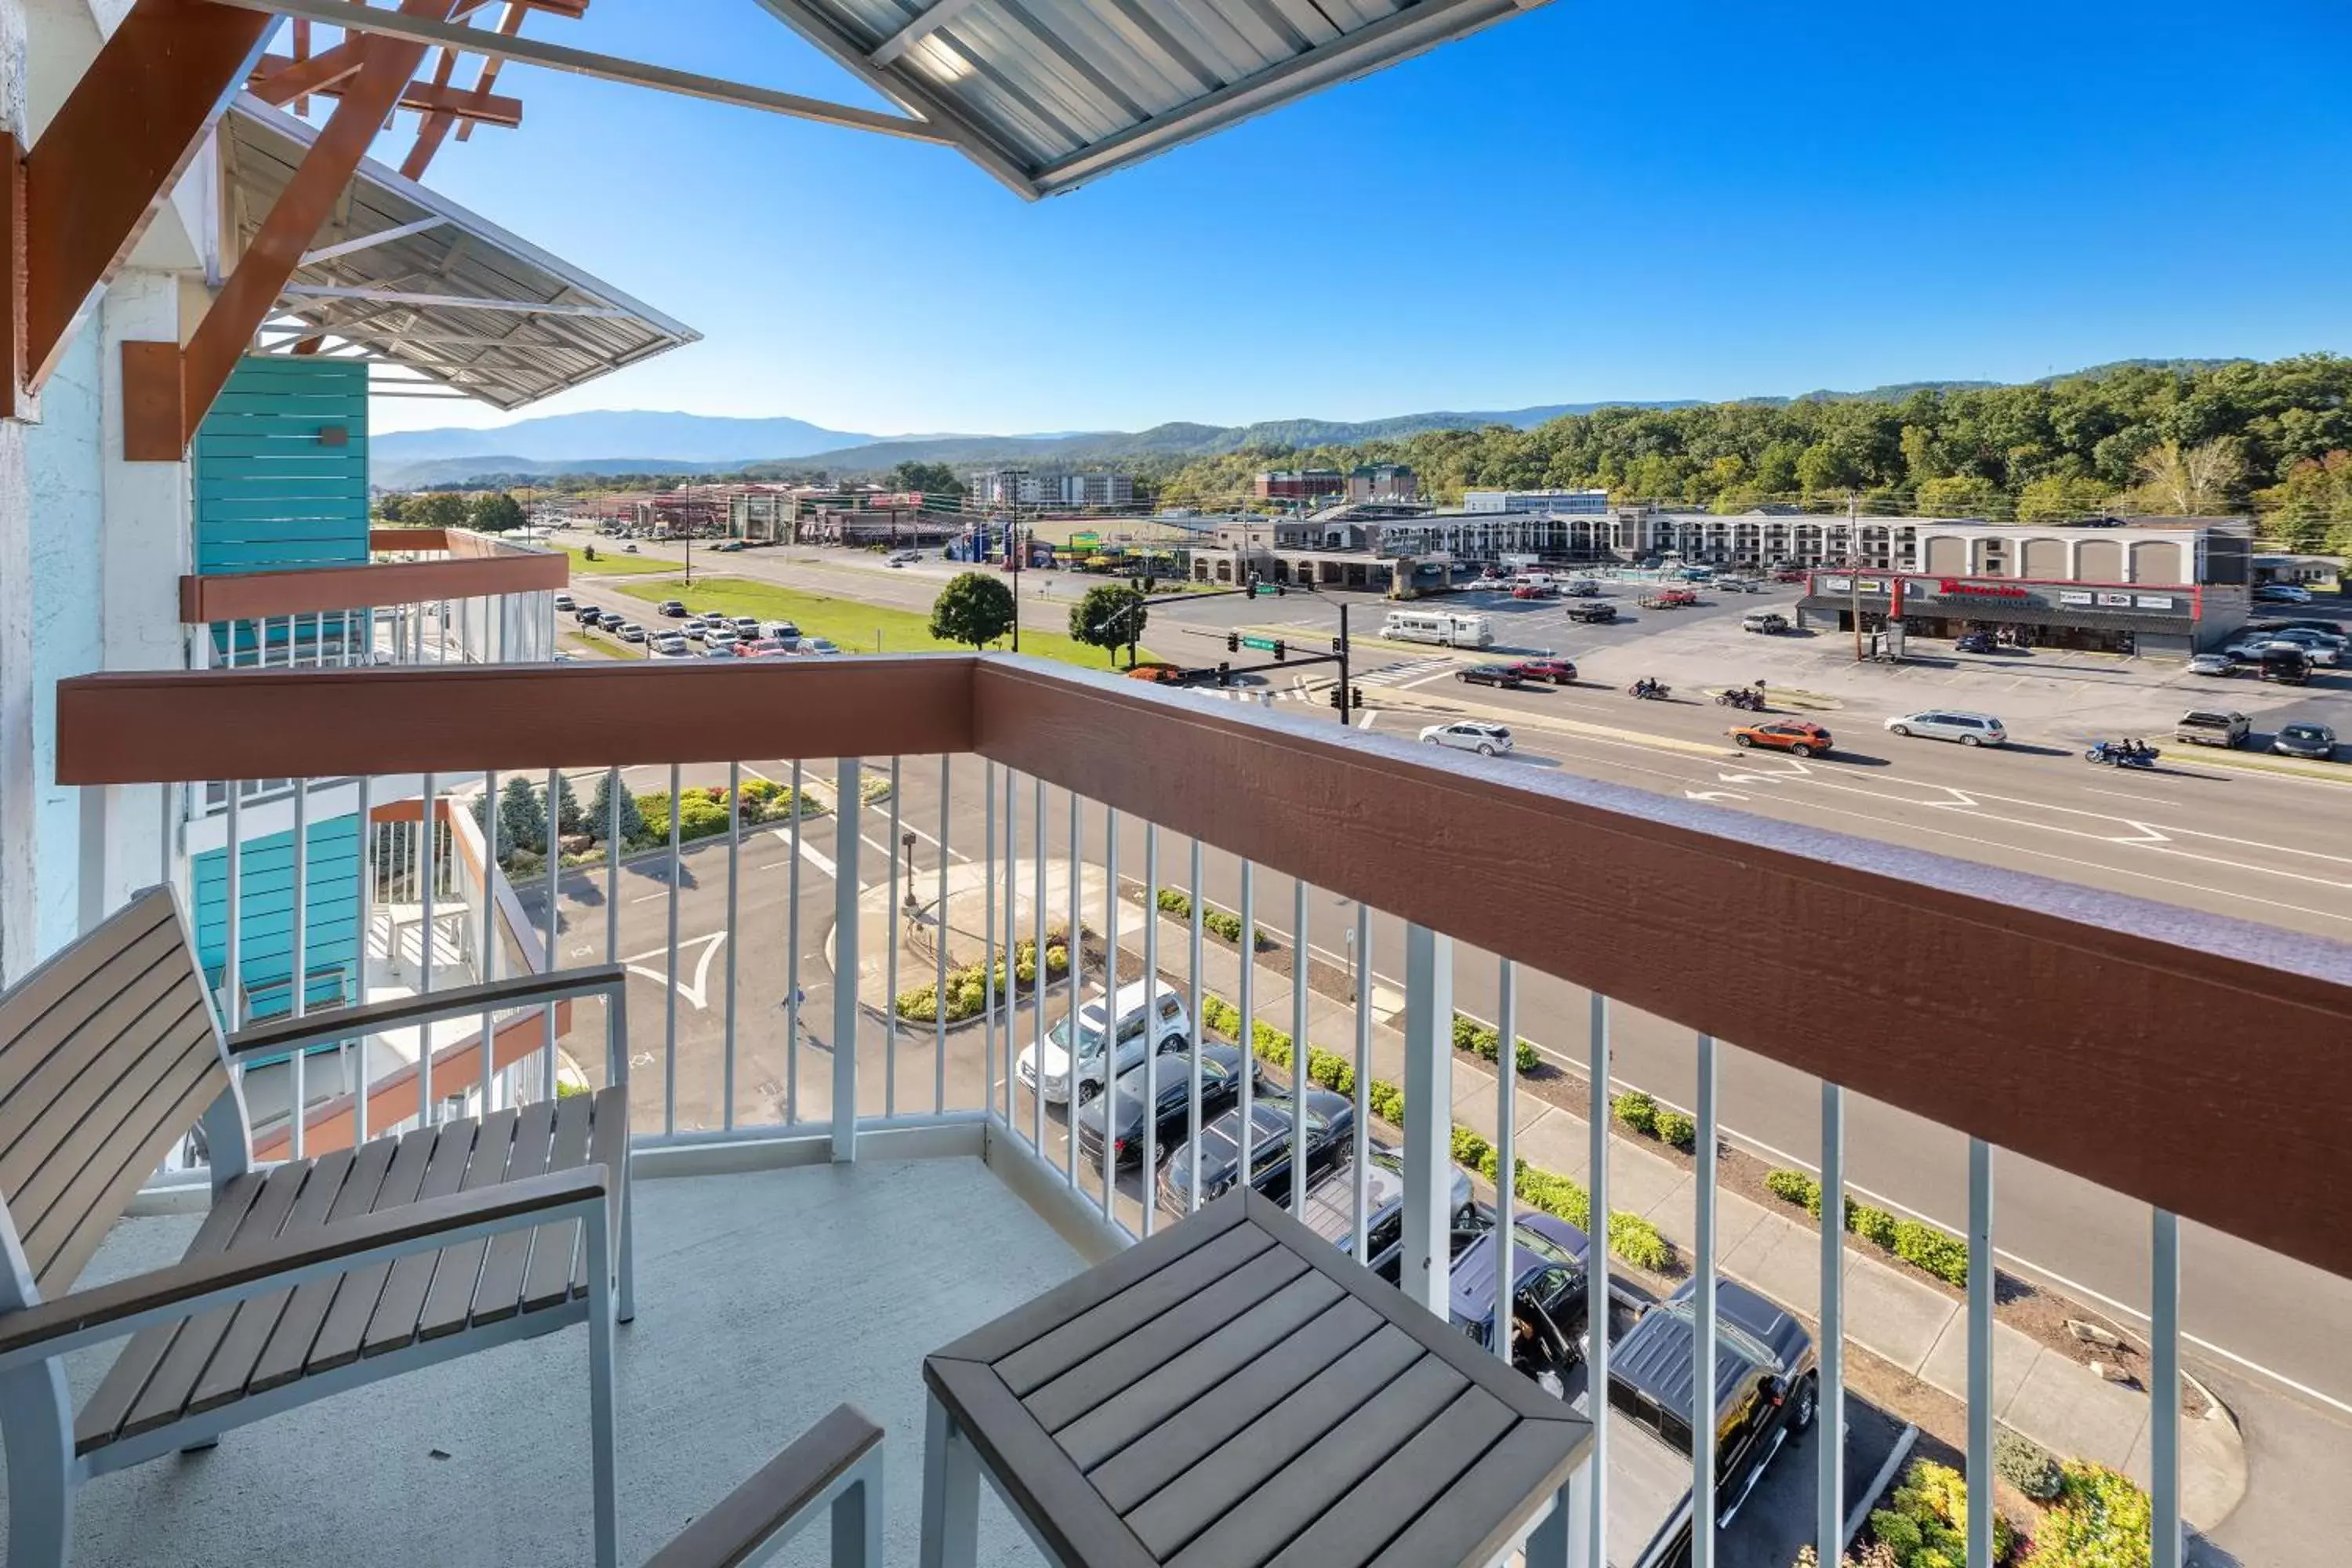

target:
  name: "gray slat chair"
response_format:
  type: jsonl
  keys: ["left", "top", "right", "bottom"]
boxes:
{"left": 0, "top": 885, "right": 636, "bottom": 1567}
{"left": 644, "top": 1403, "right": 885, "bottom": 1568}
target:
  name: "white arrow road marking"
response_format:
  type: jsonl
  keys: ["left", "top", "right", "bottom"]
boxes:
{"left": 2111, "top": 820, "right": 2173, "bottom": 846}
{"left": 1685, "top": 789, "right": 1751, "bottom": 803}
{"left": 619, "top": 931, "right": 728, "bottom": 1010}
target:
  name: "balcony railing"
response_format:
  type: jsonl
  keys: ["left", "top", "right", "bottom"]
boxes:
{"left": 53, "top": 653, "right": 2352, "bottom": 1568}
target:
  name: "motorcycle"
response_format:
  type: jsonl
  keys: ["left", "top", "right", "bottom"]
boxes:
{"left": 2084, "top": 740, "right": 2160, "bottom": 769}
{"left": 1627, "top": 679, "right": 1671, "bottom": 701}
{"left": 1714, "top": 687, "right": 1766, "bottom": 711}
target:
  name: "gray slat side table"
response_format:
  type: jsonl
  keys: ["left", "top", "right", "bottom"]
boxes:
{"left": 920, "top": 1187, "right": 1595, "bottom": 1568}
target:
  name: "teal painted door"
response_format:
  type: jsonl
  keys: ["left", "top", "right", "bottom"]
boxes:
{"left": 193, "top": 355, "right": 369, "bottom": 576}
{"left": 192, "top": 811, "right": 364, "bottom": 1033}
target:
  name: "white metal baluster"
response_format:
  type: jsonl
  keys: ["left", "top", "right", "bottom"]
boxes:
{"left": 724, "top": 761, "right": 741, "bottom": 1132}
{"left": 355, "top": 775, "right": 372, "bottom": 1145}
{"left": 1238, "top": 861, "right": 1256, "bottom": 1186}
{"left": 664, "top": 764, "right": 681, "bottom": 1135}
{"left": 935, "top": 755, "right": 949, "bottom": 1115}
{"left": 420, "top": 773, "right": 437, "bottom": 1123}
{"left": 1494, "top": 958, "right": 1516, "bottom": 1363}
{"left": 604, "top": 767, "right": 620, "bottom": 1099}
{"left": 1967, "top": 1138, "right": 1994, "bottom": 1568}
{"left": 1102, "top": 807, "right": 1120, "bottom": 1221}
{"left": 1140, "top": 822, "right": 1159, "bottom": 1238}
{"left": 1399, "top": 923, "right": 1451, "bottom": 1317}
{"left": 482, "top": 769, "right": 499, "bottom": 1116}
{"left": 886, "top": 760, "right": 902, "bottom": 1119}
{"left": 1350, "top": 902, "right": 1370, "bottom": 1264}
{"left": 1695, "top": 1032, "right": 1719, "bottom": 1568}
{"left": 1064, "top": 791, "right": 1080, "bottom": 1187}
{"left": 289, "top": 780, "right": 309, "bottom": 1161}
{"left": 1290, "top": 877, "right": 1308, "bottom": 1218}
{"left": 787, "top": 759, "right": 803, "bottom": 1123}
{"left": 984, "top": 764, "right": 998, "bottom": 1130}
{"left": 1000, "top": 768, "right": 1015, "bottom": 1131}
{"left": 223, "top": 786, "right": 242, "bottom": 1038}
{"left": 1586, "top": 993, "right": 1611, "bottom": 1568}
{"left": 1033, "top": 778, "right": 1047, "bottom": 1161}
{"left": 2152, "top": 1209, "right": 2182, "bottom": 1568}
{"left": 1185, "top": 839, "right": 1203, "bottom": 1212}
{"left": 1819, "top": 1083, "right": 1846, "bottom": 1563}
{"left": 831, "top": 758, "right": 863, "bottom": 1159}
{"left": 543, "top": 770, "right": 561, "bottom": 1103}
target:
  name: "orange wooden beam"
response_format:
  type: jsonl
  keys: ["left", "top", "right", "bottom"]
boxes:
{"left": 20, "top": 0, "right": 276, "bottom": 395}
{"left": 248, "top": 57, "right": 525, "bottom": 127}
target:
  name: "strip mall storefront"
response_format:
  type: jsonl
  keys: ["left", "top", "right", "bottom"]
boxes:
{"left": 1796, "top": 573, "right": 2211, "bottom": 657}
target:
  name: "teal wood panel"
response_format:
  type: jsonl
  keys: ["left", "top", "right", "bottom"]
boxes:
{"left": 193, "top": 357, "right": 370, "bottom": 578}
{"left": 191, "top": 811, "right": 365, "bottom": 1033}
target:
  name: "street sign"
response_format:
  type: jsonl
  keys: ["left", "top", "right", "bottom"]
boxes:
{"left": 1240, "top": 635, "right": 1279, "bottom": 652}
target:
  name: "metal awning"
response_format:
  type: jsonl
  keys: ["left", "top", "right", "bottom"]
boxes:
{"left": 750, "top": 0, "right": 1552, "bottom": 198}
{"left": 220, "top": 95, "right": 698, "bottom": 411}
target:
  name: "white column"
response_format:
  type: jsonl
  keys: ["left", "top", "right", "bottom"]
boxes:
{"left": 1399, "top": 922, "right": 1453, "bottom": 1317}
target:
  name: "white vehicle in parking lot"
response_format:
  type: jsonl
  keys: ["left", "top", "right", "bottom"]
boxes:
{"left": 1016, "top": 981, "right": 1190, "bottom": 1105}
{"left": 1885, "top": 710, "right": 2006, "bottom": 746}
{"left": 1418, "top": 721, "right": 1513, "bottom": 757}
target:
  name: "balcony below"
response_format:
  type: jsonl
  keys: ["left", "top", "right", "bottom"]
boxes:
{"left": 60, "top": 1154, "right": 1080, "bottom": 1567}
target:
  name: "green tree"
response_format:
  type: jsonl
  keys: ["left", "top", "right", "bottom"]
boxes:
{"left": 374, "top": 492, "right": 408, "bottom": 523}
{"left": 1069, "top": 583, "right": 1146, "bottom": 666}
{"left": 470, "top": 776, "right": 550, "bottom": 859}
{"left": 890, "top": 460, "right": 963, "bottom": 497}
{"left": 412, "top": 490, "right": 470, "bottom": 529}
{"left": 928, "top": 571, "right": 1017, "bottom": 650}
{"left": 2132, "top": 437, "right": 2244, "bottom": 515}
{"left": 2014, "top": 474, "right": 2115, "bottom": 521}
{"left": 553, "top": 773, "right": 586, "bottom": 837}
{"left": 586, "top": 770, "right": 648, "bottom": 847}
{"left": 1914, "top": 475, "right": 1999, "bottom": 516}
{"left": 470, "top": 491, "right": 528, "bottom": 533}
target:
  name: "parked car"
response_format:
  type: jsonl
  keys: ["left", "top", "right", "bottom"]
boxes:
{"left": 1512, "top": 659, "right": 1578, "bottom": 684}
{"left": 1772, "top": 569, "right": 1808, "bottom": 583}
{"left": 731, "top": 616, "right": 761, "bottom": 639}
{"left": 648, "top": 633, "right": 689, "bottom": 657}
{"left": 1298, "top": 1148, "right": 1478, "bottom": 1272}
{"left": 2186, "top": 652, "right": 2237, "bottom": 677}
{"left": 1074, "top": 1041, "right": 1259, "bottom": 1170}
{"left": 2273, "top": 722, "right": 2339, "bottom": 761}
{"left": 762, "top": 620, "right": 802, "bottom": 642}
{"left": 554, "top": 593, "right": 576, "bottom": 612}
{"left": 1419, "top": 721, "right": 1513, "bottom": 757}
{"left": 2250, "top": 617, "right": 2344, "bottom": 636}
{"left": 2174, "top": 710, "right": 2251, "bottom": 748}
{"left": 595, "top": 611, "right": 626, "bottom": 630}
{"left": 1564, "top": 578, "right": 1602, "bottom": 597}
{"left": 1565, "top": 601, "right": 1618, "bottom": 624}
{"left": 683, "top": 617, "right": 711, "bottom": 641}
{"left": 2254, "top": 583, "right": 2314, "bottom": 604}
{"left": 1606, "top": 1278, "right": 1820, "bottom": 1568}
{"left": 1739, "top": 612, "right": 1788, "bottom": 635}
{"left": 704, "top": 626, "right": 741, "bottom": 652}
{"left": 789, "top": 637, "right": 843, "bottom": 657}
{"left": 1954, "top": 630, "right": 1998, "bottom": 654}
{"left": 1439, "top": 1214, "right": 1595, "bottom": 1396}
{"left": 658, "top": 599, "right": 688, "bottom": 617}
{"left": 1729, "top": 720, "right": 1833, "bottom": 757}
{"left": 2257, "top": 629, "right": 2343, "bottom": 666}
{"left": 2259, "top": 648, "right": 2314, "bottom": 684}
{"left": 618, "top": 622, "right": 647, "bottom": 643}
{"left": 1511, "top": 583, "right": 1559, "bottom": 601}
{"left": 713, "top": 540, "right": 746, "bottom": 553}
{"left": 1458, "top": 664, "right": 1525, "bottom": 688}
{"left": 1016, "top": 980, "right": 1192, "bottom": 1105}
{"left": 1884, "top": 710, "right": 2005, "bottom": 747}
{"left": 888, "top": 550, "right": 924, "bottom": 565}
{"left": 735, "top": 637, "right": 791, "bottom": 659}
{"left": 622, "top": 543, "right": 641, "bottom": 554}
{"left": 574, "top": 604, "right": 604, "bottom": 625}
{"left": 1156, "top": 1088, "right": 1356, "bottom": 1211}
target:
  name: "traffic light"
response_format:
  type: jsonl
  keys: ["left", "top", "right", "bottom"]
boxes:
{"left": 1218, "top": 662, "right": 1232, "bottom": 687}
{"left": 1227, "top": 632, "right": 1240, "bottom": 652}
{"left": 1272, "top": 640, "right": 1287, "bottom": 662}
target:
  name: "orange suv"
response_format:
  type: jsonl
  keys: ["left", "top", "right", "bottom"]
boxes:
{"left": 1730, "top": 720, "right": 1834, "bottom": 757}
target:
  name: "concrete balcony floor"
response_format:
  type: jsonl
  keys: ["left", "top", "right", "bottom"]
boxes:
{"left": 33, "top": 1156, "right": 1077, "bottom": 1566}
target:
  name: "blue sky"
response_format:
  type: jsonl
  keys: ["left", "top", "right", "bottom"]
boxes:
{"left": 363, "top": 0, "right": 2352, "bottom": 436}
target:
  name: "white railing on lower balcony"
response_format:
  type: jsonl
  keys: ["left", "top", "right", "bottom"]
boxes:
{"left": 54, "top": 655, "right": 2352, "bottom": 1568}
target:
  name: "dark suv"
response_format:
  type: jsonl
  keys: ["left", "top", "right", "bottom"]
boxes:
{"left": 1609, "top": 1278, "right": 1819, "bottom": 1568}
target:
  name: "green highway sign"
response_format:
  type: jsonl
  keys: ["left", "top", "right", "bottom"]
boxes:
{"left": 1240, "top": 635, "right": 1279, "bottom": 652}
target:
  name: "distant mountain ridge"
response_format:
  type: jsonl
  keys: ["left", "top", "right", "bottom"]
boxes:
{"left": 370, "top": 361, "right": 2256, "bottom": 488}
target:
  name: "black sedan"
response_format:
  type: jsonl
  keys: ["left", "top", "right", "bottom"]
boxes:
{"left": 1157, "top": 1087, "right": 1354, "bottom": 1213}
{"left": 1457, "top": 664, "right": 1525, "bottom": 688}
{"left": 1076, "top": 1042, "right": 1260, "bottom": 1169}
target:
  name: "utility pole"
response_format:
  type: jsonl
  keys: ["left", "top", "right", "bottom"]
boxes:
{"left": 1849, "top": 493, "right": 1863, "bottom": 662}
{"left": 1336, "top": 601, "right": 1353, "bottom": 727}
{"left": 1007, "top": 510, "right": 1022, "bottom": 654}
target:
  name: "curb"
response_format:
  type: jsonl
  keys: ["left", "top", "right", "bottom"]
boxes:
{"left": 2160, "top": 745, "right": 2352, "bottom": 786}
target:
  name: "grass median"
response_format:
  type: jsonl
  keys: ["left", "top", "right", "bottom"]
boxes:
{"left": 615, "top": 575, "right": 1156, "bottom": 669}
{"left": 564, "top": 546, "right": 674, "bottom": 577}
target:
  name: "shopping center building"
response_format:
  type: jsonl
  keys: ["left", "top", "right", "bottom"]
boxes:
{"left": 1794, "top": 521, "right": 2253, "bottom": 657}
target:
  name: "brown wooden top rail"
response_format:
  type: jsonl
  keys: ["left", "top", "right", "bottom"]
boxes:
{"left": 50, "top": 655, "right": 2352, "bottom": 1283}
{"left": 179, "top": 551, "right": 567, "bottom": 622}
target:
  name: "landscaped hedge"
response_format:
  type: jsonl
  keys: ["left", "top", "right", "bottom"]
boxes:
{"left": 2020, "top": 1462, "right": 2153, "bottom": 1568}
{"left": 1451, "top": 1013, "right": 1541, "bottom": 1074}
{"left": 895, "top": 931, "right": 1068, "bottom": 1022}
{"left": 1150, "top": 887, "right": 1274, "bottom": 950}
{"left": 1612, "top": 1091, "right": 1695, "bottom": 1150}
{"left": 1762, "top": 1169, "right": 1972, "bottom": 1288}
{"left": 1868, "top": 1459, "right": 2014, "bottom": 1568}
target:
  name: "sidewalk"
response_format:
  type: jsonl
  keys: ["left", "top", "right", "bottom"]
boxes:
{"left": 842, "top": 865, "right": 2248, "bottom": 1526}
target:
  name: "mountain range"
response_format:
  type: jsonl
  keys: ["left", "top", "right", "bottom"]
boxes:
{"left": 370, "top": 365, "right": 2228, "bottom": 489}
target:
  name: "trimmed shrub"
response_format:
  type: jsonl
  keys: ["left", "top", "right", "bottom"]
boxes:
{"left": 1765, "top": 1169, "right": 1822, "bottom": 1212}
{"left": 1993, "top": 1428, "right": 2063, "bottom": 1504}
{"left": 1848, "top": 1203, "right": 1900, "bottom": 1250}
{"left": 2020, "top": 1462, "right": 2151, "bottom": 1568}
{"left": 1367, "top": 1079, "right": 1406, "bottom": 1126}
{"left": 1869, "top": 1459, "right": 2013, "bottom": 1568}
{"left": 1156, "top": 887, "right": 1191, "bottom": 917}
{"left": 1452, "top": 1014, "right": 1540, "bottom": 1073}
{"left": 1613, "top": 1091, "right": 1659, "bottom": 1137}
{"left": 1893, "top": 1218, "right": 1971, "bottom": 1288}
{"left": 1652, "top": 1109, "right": 1696, "bottom": 1149}
{"left": 1606, "top": 1213, "right": 1675, "bottom": 1273}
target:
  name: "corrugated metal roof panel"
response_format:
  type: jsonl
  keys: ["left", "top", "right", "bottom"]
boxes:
{"left": 753, "top": 0, "right": 1549, "bottom": 198}
{"left": 219, "top": 97, "right": 698, "bottom": 413}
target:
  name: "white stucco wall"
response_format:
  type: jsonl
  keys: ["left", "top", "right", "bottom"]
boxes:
{"left": 0, "top": 0, "right": 37, "bottom": 985}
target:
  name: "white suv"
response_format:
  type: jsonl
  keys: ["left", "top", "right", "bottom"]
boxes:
{"left": 1017, "top": 982, "right": 1191, "bottom": 1104}
{"left": 1885, "top": 710, "right": 2006, "bottom": 747}
{"left": 1418, "top": 721, "right": 1513, "bottom": 757}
